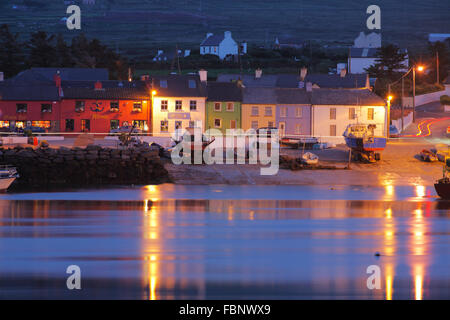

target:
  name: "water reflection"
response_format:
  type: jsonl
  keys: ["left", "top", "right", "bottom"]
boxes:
{"left": 0, "top": 191, "right": 448, "bottom": 299}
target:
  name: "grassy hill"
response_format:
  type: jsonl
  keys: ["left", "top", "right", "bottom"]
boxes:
{"left": 2, "top": 0, "right": 449, "bottom": 60}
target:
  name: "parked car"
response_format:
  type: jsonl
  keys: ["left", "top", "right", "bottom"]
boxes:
{"left": 389, "top": 125, "right": 400, "bottom": 138}
{"left": 110, "top": 126, "right": 143, "bottom": 134}
{"left": 18, "top": 126, "right": 46, "bottom": 134}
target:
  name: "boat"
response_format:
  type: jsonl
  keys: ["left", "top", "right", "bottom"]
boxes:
{"left": 0, "top": 166, "right": 19, "bottom": 192}
{"left": 280, "top": 137, "right": 318, "bottom": 149}
{"left": 420, "top": 149, "right": 438, "bottom": 162}
{"left": 343, "top": 124, "right": 386, "bottom": 162}
{"left": 434, "top": 158, "right": 450, "bottom": 199}
{"left": 301, "top": 152, "right": 319, "bottom": 165}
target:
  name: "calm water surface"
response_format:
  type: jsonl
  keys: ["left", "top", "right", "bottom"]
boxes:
{"left": 0, "top": 184, "right": 449, "bottom": 299}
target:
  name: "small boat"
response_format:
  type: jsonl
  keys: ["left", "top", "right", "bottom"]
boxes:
{"left": 420, "top": 149, "right": 438, "bottom": 162}
{"left": 280, "top": 137, "right": 318, "bottom": 149}
{"left": 435, "top": 158, "right": 450, "bottom": 199}
{"left": 343, "top": 124, "right": 386, "bottom": 162}
{"left": 301, "top": 152, "right": 319, "bottom": 165}
{"left": 0, "top": 166, "right": 19, "bottom": 192}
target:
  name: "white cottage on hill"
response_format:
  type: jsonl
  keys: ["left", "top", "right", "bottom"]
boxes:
{"left": 200, "top": 31, "right": 247, "bottom": 60}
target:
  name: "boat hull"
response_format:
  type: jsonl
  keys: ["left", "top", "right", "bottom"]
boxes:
{"left": 344, "top": 136, "right": 386, "bottom": 152}
{"left": 435, "top": 182, "right": 450, "bottom": 199}
{"left": 0, "top": 177, "right": 16, "bottom": 192}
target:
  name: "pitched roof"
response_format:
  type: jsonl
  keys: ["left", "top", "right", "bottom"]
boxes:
{"left": 9, "top": 68, "right": 109, "bottom": 84}
{"left": 242, "top": 87, "right": 277, "bottom": 104}
{"left": 275, "top": 88, "right": 311, "bottom": 104}
{"left": 150, "top": 74, "right": 207, "bottom": 97}
{"left": 0, "top": 84, "right": 60, "bottom": 101}
{"left": 201, "top": 34, "right": 224, "bottom": 46}
{"left": 218, "top": 73, "right": 369, "bottom": 89}
{"left": 61, "top": 87, "right": 150, "bottom": 100}
{"left": 311, "top": 89, "right": 386, "bottom": 106}
{"left": 207, "top": 82, "right": 242, "bottom": 101}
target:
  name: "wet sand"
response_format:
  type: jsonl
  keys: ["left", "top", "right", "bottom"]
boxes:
{"left": 165, "top": 138, "right": 447, "bottom": 187}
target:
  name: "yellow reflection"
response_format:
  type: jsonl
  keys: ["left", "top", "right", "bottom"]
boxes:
{"left": 149, "top": 254, "right": 158, "bottom": 300}
{"left": 385, "top": 264, "right": 394, "bottom": 300}
{"left": 385, "top": 208, "right": 392, "bottom": 219}
{"left": 414, "top": 265, "right": 424, "bottom": 300}
{"left": 415, "top": 185, "right": 425, "bottom": 198}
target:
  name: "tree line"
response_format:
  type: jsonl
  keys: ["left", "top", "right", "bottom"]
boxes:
{"left": 0, "top": 24, "right": 129, "bottom": 80}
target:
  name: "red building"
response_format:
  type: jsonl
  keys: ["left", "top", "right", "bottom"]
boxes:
{"left": 0, "top": 68, "right": 152, "bottom": 133}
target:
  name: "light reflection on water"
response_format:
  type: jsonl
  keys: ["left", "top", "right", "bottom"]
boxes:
{"left": 0, "top": 185, "right": 449, "bottom": 299}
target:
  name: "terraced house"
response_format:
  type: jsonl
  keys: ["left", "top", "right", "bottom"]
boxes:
{"left": 151, "top": 73, "right": 207, "bottom": 136}
{"left": 241, "top": 87, "right": 277, "bottom": 130}
{"left": 206, "top": 81, "right": 242, "bottom": 133}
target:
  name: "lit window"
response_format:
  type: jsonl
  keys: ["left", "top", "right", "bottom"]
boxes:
{"left": 160, "top": 120, "right": 168, "bottom": 132}
{"left": 226, "top": 102, "right": 234, "bottom": 112}
{"left": 190, "top": 100, "right": 197, "bottom": 111}
{"left": 175, "top": 121, "right": 182, "bottom": 129}
{"left": 368, "top": 108, "right": 374, "bottom": 120}
{"left": 133, "top": 102, "right": 142, "bottom": 112}
{"left": 161, "top": 100, "right": 168, "bottom": 111}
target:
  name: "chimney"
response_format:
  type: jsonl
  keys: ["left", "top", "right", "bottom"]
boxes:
{"left": 306, "top": 82, "right": 312, "bottom": 92}
{"left": 199, "top": 69, "right": 207, "bottom": 83}
{"left": 340, "top": 68, "right": 347, "bottom": 78}
{"left": 300, "top": 67, "right": 307, "bottom": 81}
{"left": 184, "top": 49, "right": 191, "bottom": 57}
{"left": 206, "top": 33, "right": 213, "bottom": 38}
{"left": 224, "top": 31, "right": 232, "bottom": 38}
{"left": 255, "top": 68, "right": 262, "bottom": 79}
{"left": 54, "top": 71, "right": 61, "bottom": 88}
{"left": 94, "top": 81, "right": 102, "bottom": 90}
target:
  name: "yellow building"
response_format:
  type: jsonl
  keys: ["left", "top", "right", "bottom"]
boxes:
{"left": 242, "top": 88, "right": 277, "bottom": 130}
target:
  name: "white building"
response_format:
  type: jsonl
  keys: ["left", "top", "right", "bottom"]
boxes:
{"left": 311, "top": 89, "right": 387, "bottom": 144}
{"left": 151, "top": 72, "right": 207, "bottom": 137}
{"left": 428, "top": 33, "right": 450, "bottom": 43}
{"left": 348, "top": 47, "right": 409, "bottom": 74}
{"left": 200, "top": 31, "right": 246, "bottom": 60}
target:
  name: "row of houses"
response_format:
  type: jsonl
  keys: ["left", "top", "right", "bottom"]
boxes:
{"left": 0, "top": 68, "right": 387, "bottom": 143}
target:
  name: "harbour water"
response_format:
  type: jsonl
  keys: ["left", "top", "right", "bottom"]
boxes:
{"left": 0, "top": 184, "right": 449, "bottom": 299}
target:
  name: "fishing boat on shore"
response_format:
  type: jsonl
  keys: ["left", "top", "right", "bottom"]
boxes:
{"left": 435, "top": 157, "right": 450, "bottom": 199}
{"left": 420, "top": 149, "right": 438, "bottom": 162}
{"left": 0, "top": 166, "right": 19, "bottom": 192}
{"left": 343, "top": 124, "right": 386, "bottom": 163}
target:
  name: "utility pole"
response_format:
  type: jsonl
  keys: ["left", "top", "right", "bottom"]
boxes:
{"left": 437, "top": 51, "right": 440, "bottom": 85}
{"left": 413, "top": 66, "right": 416, "bottom": 123}
{"left": 401, "top": 77, "right": 404, "bottom": 131}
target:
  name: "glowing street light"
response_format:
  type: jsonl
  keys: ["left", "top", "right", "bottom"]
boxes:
{"left": 417, "top": 65, "right": 424, "bottom": 72}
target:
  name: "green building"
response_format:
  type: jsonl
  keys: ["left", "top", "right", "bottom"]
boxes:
{"left": 206, "top": 82, "right": 243, "bottom": 133}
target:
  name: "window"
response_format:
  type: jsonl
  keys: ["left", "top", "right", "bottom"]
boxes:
{"left": 226, "top": 102, "right": 234, "bottom": 112}
{"left": 175, "top": 100, "right": 182, "bottom": 111}
{"left": 230, "top": 120, "right": 237, "bottom": 129}
{"left": 132, "top": 120, "right": 148, "bottom": 131}
{"left": 265, "top": 106, "right": 272, "bottom": 116}
{"left": 214, "top": 102, "right": 221, "bottom": 112}
{"left": 160, "top": 120, "right": 168, "bottom": 132}
{"left": 189, "top": 121, "right": 196, "bottom": 128}
{"left": 190, "top": 100, "right": 197, "bottom": 111}
{"left": 349, "top": 108, "right": 356, "bottom": 120}
{"left": 32, "top": 121, "right": 51, "bottom": 129}
{"left": 295, "top": 124, "right": 301, "bottom": 135}
{"left": 175, "top": 121, "right": 183, "bottom": 130}
{"left": 268, "top": 121, "right": 274, "bottom": 128}
{"left": 188, "top": 80, "right": 196, "bottom": 89}
{"left": 133, "top": 102, "right": 142, "bottom": 112}
{"left": 110, "top": 120, "right": 120, "bottom": 130}
{"left": 161, "top": 100, "right": 168, "bottom": 111}
{"left": 251, "top": 106, "right": 259, "bottom": 116}
{"left": 16, "top": 103, "right": 27, "bottom": 113}
{"left": 280, "top": 107, "right": 287, "bottom": 117}
{"left": 65, "top": 119, "right": 74, "bottom": 132}
{"left": 41, "top": 104, "right": 52, "bottom": 113}
{"left": 0, "top": 121, "right": 9, "bottom": 128}
{"left": 330, "top": 108, "right": 336, "bottom": 120}
{"left": 295, "top": 107, "right": 303, "bottom": 118}
{"left": 75, "top": 101, "right": 85, "bottom": 112}
{"left": 330, "top": 124, "right": 336, "bottom": 136}
{"left": 81, "top": 119, "right": 90, "bottom": 132}
{"left": 160, "top": 80, "right": 167, "bottom": 88}
{"left": 110, "top": 101, "right": 119, "bottom": 112}
{"left": 214, "top": 118, "right": 222, "bottom": 128}
{"left": 368, "top": 108, "right": 374, "bottom": 120}
{"left": 251, "top": 121, "right": 258, "bottom": 130}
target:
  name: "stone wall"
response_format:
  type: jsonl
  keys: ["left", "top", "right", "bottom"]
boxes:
{"left": 0, "top": 143, "right": 170, "bottom": 187}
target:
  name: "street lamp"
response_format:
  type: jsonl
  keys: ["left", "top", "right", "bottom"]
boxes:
{"left": 387, "top": 65, "right": 425, "bottom": 128}
{"left": 150, "top": 90, "right": 157, "bottom": 135}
